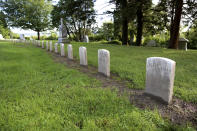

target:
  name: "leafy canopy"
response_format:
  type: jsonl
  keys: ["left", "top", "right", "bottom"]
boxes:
{"left": 0, "top": 0, "right": 52, "bottom": 32}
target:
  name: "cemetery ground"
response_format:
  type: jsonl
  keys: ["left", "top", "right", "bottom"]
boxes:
{"left": 0, "top": 41, "right": 197, "bottom": 130}
{"left": 69, "top": 41, "right": 197, "bottom": 103}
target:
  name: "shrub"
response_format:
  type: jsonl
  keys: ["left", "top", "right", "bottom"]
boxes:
{"left": 106, "top": 40, "right": 122, "bottom": 45}
{"left": 186, "top": 29, "right": 197, "bottom": 49}
{"left": 89, "top": 35, "right": 105, "bottom": 42}
{"left": 143, "top": 34, "right": 169, "bottom": 47}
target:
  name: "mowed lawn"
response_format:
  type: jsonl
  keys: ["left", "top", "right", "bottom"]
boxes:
{"left": 1, "top": 41, "right": 194, "bottom": 130}
{"left": 64, "top": 42, "right": 197, "bottom": 103}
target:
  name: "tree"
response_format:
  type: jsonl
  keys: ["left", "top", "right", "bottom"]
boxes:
{"left": 0, "top": 0, "right": 52, "bottom": 40}
{"left": 156, "top": 0, "right": 197, "bottom": 49}
{"left": 0, "top": 11, "right": 11, "bottom": 38}
{"left": 51, "top": 0, "right": 96, "bottom": 41}
{"left": 110, "top": 0, "right": 137, "bottom": 45}
{"left": 169, "top": 0, "right": 183, "bottom": 49}
{"left": 135, "top": 0, "right": 152, "bottom": 46}
{"left": 97, "top": 22, "right": 114, "bottom": 40}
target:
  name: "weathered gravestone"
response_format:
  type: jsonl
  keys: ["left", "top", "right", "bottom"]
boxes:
{"left": 147, "top": 40, "right": 157, "bottom": 47}
{"left": 0, "top": 34, "right": 4, "bottom": 40}
{"left": 46, "top": 41, "right": 49, "bottom": 51}
{"left": 178, "top": 38, "right": 188, "bottom": 51}
{"left": 58, "top": 18, "right": 69, "bottom": 43}
{"left": 79, "top": 47, "right": 87, "bottom": 66}
{"left": 60, "top": 44, "right": 65, "bottom": 56}
{"left": 42, "top": 41, "right": 44, "bottom": 48}
{"left": 50, "top": 41, "right": 53, "bottom": 52}
{"left": 20, "top": 34, "right": 25, "bottom": 40}
{"left": 67, "top": 44, "right": 73, "bottom": 60}
{"left": 54, "top": 43, "right": 58, "bottom": 53}
{"left": 145, "top": 57, "right": 176, "bottom": 104}
{"left": 84, "top": 35, "right": 89, "bottom": 43}
{"left": 98, "top": 49, "right": 110, "bottom": 77}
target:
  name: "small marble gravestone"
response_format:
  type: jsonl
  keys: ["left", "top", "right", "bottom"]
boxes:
{"left": 60, "top": 44, "right": 65, "bottom": 56}
{"left": 46, "top": 41, "right": 49, "bottom": 51}
{"left": 42, "top": 41, "right": 44, "bottom": 48}
{"left": 20, "top": 34, "right": 25, "bottom": 40}
{"left": 98, "top": 49, "right": 110, "bottom": 77}
{"left": 50, "top": 41, "right": 53, "bottom": 52}
{"left": 145, "top": 57, "right": 176, "bottom": 104}
{"left": 147, "top": 40, "right": 157, "bottom": 47}
{"left": 79, "top": 47, "right": 87, "bottom": 66}
{"left": 84, "top": 35, "right": 89, "bottom": 43}
{"left": 67, "top": 44, "right": 73, "bottom": 60}
{"left": 54, "top": 43, "right": 58, "bottom": 53}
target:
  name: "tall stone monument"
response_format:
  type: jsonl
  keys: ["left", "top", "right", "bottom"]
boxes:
{"left": 58, "top": 18, "right": 69, "bottom": 43}
{"left": 84, "top": 35, "right": 89, "bottom": 43}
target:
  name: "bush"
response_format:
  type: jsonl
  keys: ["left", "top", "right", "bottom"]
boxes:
{"left": 106, "top": 40, "right": 122, "bottom": 45}
{"left": 143, "top": 34, "right": 169, "bottom": 47}
{"left": 186, "top": 29, "right": 197, "bottom": 49}
{"left": 89, "top": 35, "right": 105, "bottom": 42}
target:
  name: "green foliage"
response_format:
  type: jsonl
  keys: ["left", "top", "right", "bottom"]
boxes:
{"left": 98, "top": 22, "right": 114, "bottom": 40}
{"left": 143, "top": 33, "right": 170, "bottom": 47}
{"left": 0, "top": 41, "right": 194, "bottom": 130}
{"left": 10, "top": 32, "right": 20, "bottom": 39}
{"left": 0, "top": 11, "right": 11, "bottom": 38}
{"left": 106, "top": 40, "right": 122, "bottom": 45}
{"left": 89, "top": 35, "right": 105, "bottom": 42}
{"left": 46, "top": 31, "right": 58, "bottom": 40}
{"left": 186, "top": 23, "right": 197, "bottom": 49}
{"left": 51, "top": 0, "right": 96, "bottom": 41}
{"left": 0, "top": 0, "right": 53, "bottom": 39}
{"left": 0, "top": 25, "right": 10, "bottom": 38}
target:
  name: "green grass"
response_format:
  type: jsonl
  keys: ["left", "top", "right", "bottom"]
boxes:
{"left": 56, "top": 41, "right": 197, "bottom": 103}
{"left": 1, "top": 41, "right": 194, "bottom": 130}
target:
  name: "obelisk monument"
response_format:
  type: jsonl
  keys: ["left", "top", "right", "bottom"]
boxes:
{"left": 58, "top": 18, "right": 69, "bottom": 43}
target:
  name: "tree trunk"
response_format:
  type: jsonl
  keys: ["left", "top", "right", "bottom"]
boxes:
{"left": 136, "top": 5, "right": 143, "bottom": 46}
{"left": 169, "top": 0, "right": 183, "bottom": 49}
{"left": 169, "top": 0, "right": 175, "bottom": 48}
{"left": 37, "top": 31, "right": 40, "bottom": 40}
{"left": 121, "top": 0, "right": 128, "bottom": 45}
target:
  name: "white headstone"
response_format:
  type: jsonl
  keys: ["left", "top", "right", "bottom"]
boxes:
{"left": 0, "top": 34, "right": 4, "bottom": 40}
{"left": 98, "top": 49, "right": 110, "bottom": 77}
{"left": 145, "top": 57, "right": 176, "bottom": 104}
{"left": 79, "top": 47, "right": 87, "bottom": 66}
{"left": 67, "top": 44, "right": 73, "bottom": 60}
{"left": 84, "top": 35, "right": 89, "bottom": 43}
{"left": 46, "top": 41, "right": 49, "bottom": 51}
{"left": 42, "top": 41, "right": 44, "bottom": 48}
{"left": 60, "top": 43, "right": 65, "bottom": 56}
{"left": 147, "top": 40, "right": 157, "bottom": 47}
{"left": 54, "top": 43, "right": 58, "bottom": 53}
{"left": 50, "top": 41, "right": 53, "bottom": 52}
{"left": 20, "top": 34, "right": 25, "bottom": 40}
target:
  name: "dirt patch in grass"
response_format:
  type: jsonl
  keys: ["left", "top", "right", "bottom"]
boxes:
{"left": 49, "top": 51, "right": 197, "bottom": 128}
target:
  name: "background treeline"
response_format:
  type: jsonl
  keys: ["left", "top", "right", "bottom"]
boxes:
{"left": 0, "top": 0, "right": 197, "bottom": 49}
